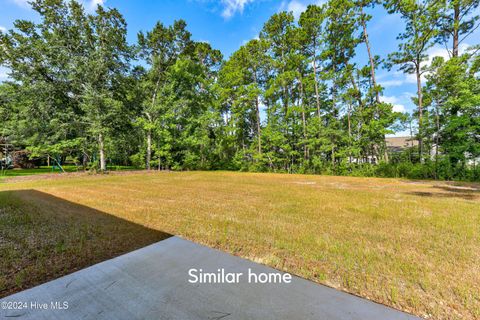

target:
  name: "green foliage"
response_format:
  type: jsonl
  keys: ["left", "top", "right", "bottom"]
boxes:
{"left": 0, "top": 0, "right": 478, "bottom": 181}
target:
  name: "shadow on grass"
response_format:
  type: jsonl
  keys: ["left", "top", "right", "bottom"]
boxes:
{"left": 433, "top": 185, "right": 480, "bottom": 193}
{"left": 0, "top": 189, "right": 172, "bottom": 298}
{"left": 407, "top": 191, "right": 478, "bottom": 200}
{"left": 406, "top": 185, "right": 479, "bottom": 201}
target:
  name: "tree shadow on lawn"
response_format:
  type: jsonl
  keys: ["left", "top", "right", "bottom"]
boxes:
{"left": 0, "top": 189, "right": 172, "bottom": 298}
{"left": 405, "top": 184, "right": 480, "bottom": 201}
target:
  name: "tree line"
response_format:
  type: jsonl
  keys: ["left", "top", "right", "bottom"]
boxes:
{"left": 0, "top": 0, "right": 479, "bottom": 180}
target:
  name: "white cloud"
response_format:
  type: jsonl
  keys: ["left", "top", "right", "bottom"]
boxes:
{"left": 0, "top": 66, "right": 11, "bottom": 82}
{"left": 403, "top": 45, "right": 459, "bottom": 84}
{"left": 426, "top": 43, "right": 469, "bottom": 63}
{"left": 404, "top": 43, "right": 471, "bottom": 84}
{"left": 381, "top": 95, "right": 398, "bottom": 104}
{"left": 87, "top": 0, "right": 105, "bottom": 11}
{"left": 369, "top": 13, "right": 403, "bottom": 34}
{"left": 282, "top": 0, "right": 307, "bottom": 19}
{"left": 381, "top": 95, "right": 406, "bottom": 113}
{"left": 10, "top": 0, "right": 30, "bottom": 8}
{"left": 0, "top": 26, "right": 6, "bottom": 33}
{"left": 381, "top": 43, "right": 472, "bottom": 89}
{"left": 404, "top": 73, "right": 417, "bottom": 84}
{"left": 80, "top": 0, "right": 106, "bottom": 12}
{"left": 392, "top": 104, "right": 406, "bottom": 113}
{"left": 279, "top": 0, "right": 324, "bottom": 20}
{"left": 241, "top": 34, "right": 259, "bottom": 46}
{"left": 377, "top": 71, "right": 408, "bottom": 87}
{"left": 401, "top": 91, "right": 415, "bottom": 99}
{"left": 220, "top": 0, "right": 254, "bottom": 19}
{"left": 380, "top": 79, "right": 404, "bottom": 87}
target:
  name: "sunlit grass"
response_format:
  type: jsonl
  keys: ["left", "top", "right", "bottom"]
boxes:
{"left": 0, "top": 171, "right": 479, "bottom": 319}
{"left": 0, "top": 165, "right": 137, "bottom": 180}
{"left": 0, "top": 166, "right": 75, "bottom": 178}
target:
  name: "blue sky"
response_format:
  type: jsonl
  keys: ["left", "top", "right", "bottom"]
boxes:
{"left": 1, "top": 0, "right": 479, "bottom": 120}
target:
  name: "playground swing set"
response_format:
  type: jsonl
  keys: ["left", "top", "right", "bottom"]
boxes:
{"left": 0, "top": 142, "right": 14, "bottom": 171}
{"left": 47, "top": 155, "right": 65, "bottom": 173}
{"left": 0, "top": 139, "right": 65, "bottom": 174}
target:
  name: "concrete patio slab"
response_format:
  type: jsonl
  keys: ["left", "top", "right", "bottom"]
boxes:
{"left": 1, "top": 237, "right": 419, "bottom": 319}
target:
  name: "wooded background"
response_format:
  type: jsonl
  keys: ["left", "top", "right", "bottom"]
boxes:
{"left": 0, "top": 0, "right": 479, "bottom": 180}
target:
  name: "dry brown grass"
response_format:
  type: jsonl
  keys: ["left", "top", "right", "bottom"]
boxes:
{"left": 1, "top": 171, "right": 479, "bottom": 319}
{"left": 0, "top": 188, "right": 170, "bottom": 298}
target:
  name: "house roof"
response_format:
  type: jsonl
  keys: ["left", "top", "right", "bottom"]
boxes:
{"left": 386, "top": 137, "right": 418, "bottom": 150}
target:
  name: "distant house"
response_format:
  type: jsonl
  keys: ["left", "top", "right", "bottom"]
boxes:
{"left": 385, "top": 136, "right": 418, "bottom": 153}
{"left": 348, "top": 136, "right": 418, "bottom": 164}
{"left": 386, "top": 137, "right": 480, "bottom": 166}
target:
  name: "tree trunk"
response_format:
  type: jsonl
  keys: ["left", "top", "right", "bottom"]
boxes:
{"left": 299, "top": 77, "right": 308, "bottom": 160}
{"left": 415, "top": 64, "right": 424, "bottom": 162}
{"left": 453, "top": 4, "right": 460, "bottom": 57}
{"left": 409, "top": 117, "right": 413, "bottom": 163}
{"left": 254, "top": 73, "right": 262, "bottom": 154}
{"left": 312, "top": 46, "right": 321, "bottom": 120}
{"left": 146, "top": 129, "right": 152, "bottom": 170}
{"left": 360, "top": 6, "right": 380, "bottom": 104}
{"left": 434, "top": 101, "right": 440, "bottom": 179}
{"left": 361, "top": 7, "right": 389, "bottom": 162}
{"left": 332, "top": 69, "right": 337, "bottom": 168}
{"left": 82, "top": 152, "right": 87, "bottom": 171}
{"left": 347, "top": 103, "right": 352, "bottom": 163}
{"left": 255, "top": 96, "right": 262, "bottom": 154}
{"left": 331, "top": 145, "right": 335, "bottom": 168}
{"left": 350, "top": 75, "right": 363, "bottom": 108}
{"left": 146, "top": 76, "right": 162, "bottom": 171}
{"left": 98, "top": 132, "right": 106, "bottom": 172}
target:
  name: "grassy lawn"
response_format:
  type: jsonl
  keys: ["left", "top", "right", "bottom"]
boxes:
{"left": 0, "top": 165, "right": 138, "bottom": 180}
{"left": 0, "top": 166, "right": 77, "bottom": 179}
{"left": 0, "top": 171, "right": 479, "bottom": 319}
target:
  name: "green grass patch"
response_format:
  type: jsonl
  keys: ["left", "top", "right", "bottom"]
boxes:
{"left": 0, "top": 171, "right": 478, "bottom": 319}
{"left": 0, "top": 165, "right": 138, "bottom": 180}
